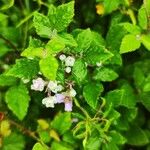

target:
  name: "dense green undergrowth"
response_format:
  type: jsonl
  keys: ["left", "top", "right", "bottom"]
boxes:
{"left": 0, "top": 0, "right": 150, "bottom": 149}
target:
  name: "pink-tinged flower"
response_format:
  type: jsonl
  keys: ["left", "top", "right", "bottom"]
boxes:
{"left": 55, "top": 94, "right": 65, "bottom": 103}
{"left": 64, "top": 101, "right": 73, "bottom": 112}
{"left": 31, "top": 78, "right": 45, "bottom": 91}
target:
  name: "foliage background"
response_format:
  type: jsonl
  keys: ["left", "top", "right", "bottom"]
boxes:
{"left": 0, "top": 0, "right": 150, "bottom": 149}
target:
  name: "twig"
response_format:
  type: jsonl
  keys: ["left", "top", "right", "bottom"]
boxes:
{"left": 0, "top": 34, "right": 18, "bottom": 51}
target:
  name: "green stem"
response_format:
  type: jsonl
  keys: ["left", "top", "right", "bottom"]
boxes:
{"left": 74, "top": 98, "right": 91, "bottom": 119}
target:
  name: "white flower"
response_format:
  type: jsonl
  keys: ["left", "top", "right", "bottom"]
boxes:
{"left": 42, "top": 96, "right": 56, "bottom": 108}
{"left": 31, "top": 78, "right": 45, "bottom": 91}
{"left": 59, "top": 54, "right": 66, "bottom": 61}
{"left": 47, "top": 81, "right": 63, "bottom": 93}
{"left": 69, "top": 88, "right": 76, "bottom": 97}
{"left": 96, "top": 62, "right": 102, "bottom": 67}
{"left": 47, "top": 81, "right": 58, "bottom": 91}
{"left": 65, "top": 67, "right": 72, "bottom": 73}
{"left": 65, "top": 56, "right": 75, "bottom": 67}
{"left": 136, "top": 34, "right": 141, "bottom": 41}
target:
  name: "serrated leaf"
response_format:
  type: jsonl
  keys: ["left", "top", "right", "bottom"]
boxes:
{"left": 5, "top": 83, "right": 30, "bottom": 120}
{"left": 33, "top": 12, "right": 52, "bottom": 38}
{"left": 32, "top": 142, "right": 48, "bottom": 150}
{"left": 2, "top": 133, "right": 25, "bottom": 150}
{"left": 125, "top": 125, "right": 149, "bottom": 146}
{"left": 120, "top": 34, "right": 141, "bottom": 53}
{"left": 141, "top": 34, "right": 150, "bottom": 51}
{"left": 6, "top": 58, "right": 39, "bottom": 80}
{"left": 138, "top": 5, "right": 148, "bottom": 30}
{"left": 53, "top": 1, "right": 74, "bottom": 32}
{"left": 85, "top": 45, "right": 113, "bottom": 65}
{"left": 51, "top": 112, "right": 72, "bottom": 135}
{"left": 72, "top": 59, "right": 87, "bottom": 83}
{"left": 75, "top": 28, "right": 92, "bottom": 53}
{"left": 83, "top": 82, "right": 103, "bottom": 109}
{"left": 39, "top": 56, "right": 58, "bottom": 80}
{"left": 106, "top": 87, "right": 136, "bottom": 108}
{"left": 93, "top": 67, "right": 118, "bottom": 82}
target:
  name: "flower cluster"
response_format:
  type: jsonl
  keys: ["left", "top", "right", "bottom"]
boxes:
{"left": 59, "top": 54, "right": 75, "bottom": 73}
{"left": 31, "top": 78, "right": 76, "bottom": 111}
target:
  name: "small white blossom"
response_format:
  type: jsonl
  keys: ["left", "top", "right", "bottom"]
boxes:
{"left": 65, "top": 67, "right": 72, "bottom": 73}
{"left": 47, "top": 81, "right": 58, "bottom": 91}
{"left": 69, "top": 88, "right": 76, "bottom": 97}
{"left": 22, "top": 78, "right": 30, "bottom": 83}
{"left": 47, "top": 81, "right": 63, "bottom": 93}
{"left": 31, "top": 78, "right": 45, "bottom": 91}
{"left": 42, "top": 96, "right": 56, "bottom": 108}
{"left": 59, "top": 54, "right": 66, "bottom": 61}
{"left": 65, "top": 56, "right": 75, "bottom": 67}
{"left": 136, "top": 34, "right": 141, "bottom": 41}
{"left": 96, "top": 62, "right": 102, "bottom": 67}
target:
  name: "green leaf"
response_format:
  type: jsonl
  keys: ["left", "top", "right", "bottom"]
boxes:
{"left": 6, "top": 58, "right": 39, "bottom": 80}
{"left": 58, "top": 33, "right": 77, "bottom": 47}
{"left": 125, "top": 125, "right": 149, "bottom": 146}
{"left": 85, "top": 130, "right": 101, "bottom": 150}
{"left": 140, "top": 92, "right": 150, "bottom": 111}
{"left": 75, "top": 28, "right": 92, "bottom": 53}
{"left": 141, "top": 34, "right": 150, "bottom": 51}
{"left": 85, "top": 45, "right": 113, "bottom": 65}
{"left": 138, "top": 5, "right": 148, "bottom": 30}
{"left": 39, "top": 56, "right": 58, "bottom": 80}
{"left": 2, "top": 133, "right": 25, "bottom": 150}
{"left": 144, "top": 0, "right": 150, "bottom": 15}
{"left": 0, "top": 74, "right": 17, "bottom": 86}
{"left": 133, "top": 66, "right": 145, "bottom": 88}
{"left": 93, "top": 67, "right": 118, "bottom": 82}
{"left": 106, "top": 88, "right": 136, "bottom": 108}
{"left": 102, "top": 141, "right": 119, "bottom": 150}
{"left": 120, "top": 34, "right": 141, "bottom": 53}
{"left": 21, "top": 37, "right": 44, "bottom": 58}
{"left": 104, "top": 0, "right": 120, "bottom": 14}
{"left": 52, "top": 1, "right": 74, "bottom": 32}
{"left": 106, "top": 24, "right": 127, "bottom": 51}
{"left": 143, "top": 75, "right": 150, "bottom": 92}
{"left": 51, "top": 112, "right": 72, "bottom": 135}
{"left": 72, "top": 59, "right": 87, "bottom": 83}
{"left": 45, "top": 38, "right": 65, "bottom": 54}
{"left": 32, "top": 143, "right": 48, "bottom": 150}
{"left": 0, "top": 0, "right": 14, "bottom": 10}
{"left": 83, "top": 82, "right": 103, "bottom": 109}
{"left": 33, "top": 12, "right": 52, "bottom": 38}
{"left": 5, "top": 83, "right": 30, "bottom": 120}
{"left": 109, "top": 131, "right": 126, "bottom": 145}
{"left": 51, "top": 141, "right": 73, "bottom": 150}
{"left": 120, "top": 23, "right": 141, "bottom": 34}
